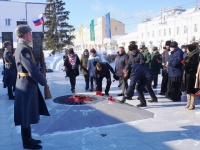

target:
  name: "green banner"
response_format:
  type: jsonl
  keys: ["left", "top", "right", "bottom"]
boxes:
{"left": 90, "top": 19, "right": 95, "bottom": 41}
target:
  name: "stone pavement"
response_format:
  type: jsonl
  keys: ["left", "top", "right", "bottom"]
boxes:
{"left": 0, "top": 72, "right": 200, "bottom": 150}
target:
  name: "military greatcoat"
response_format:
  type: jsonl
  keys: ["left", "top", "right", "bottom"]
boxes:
{"left": 14, "top": 38, "right": 50, "bottom": 127}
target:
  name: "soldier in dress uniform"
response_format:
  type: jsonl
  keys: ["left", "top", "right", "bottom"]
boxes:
{"left": 2, "top": 41, "right": 16, "bottom": 100}
{"left": 14, "top": 24, "right": 50, "bottom": 149}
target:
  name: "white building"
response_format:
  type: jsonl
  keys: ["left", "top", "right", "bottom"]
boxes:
{"left": 73, "top": 16, "right": 125, "bottom": 51}
{"left": 0, "top": 0, "right": 45, "bottom": 48}
{"left": 137, "top": 5, "right": 200, "bottom": 50}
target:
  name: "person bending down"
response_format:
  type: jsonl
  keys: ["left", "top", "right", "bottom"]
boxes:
{"left": 121, "top": 63, "right": 157, "bottom": 107}
{"left": 95, "top": 62, "right": 116, "bottom": 96}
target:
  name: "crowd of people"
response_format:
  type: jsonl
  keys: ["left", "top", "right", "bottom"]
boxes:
{"left": 1, "top": 23, "right": 200, "bottom": 149}
{"left": 62, "top": 40, "right": 200, "bottom": 108}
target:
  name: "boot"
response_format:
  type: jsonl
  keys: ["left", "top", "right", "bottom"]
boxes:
{"left": 137, "top": 102, "right": 147, "bottom": 107}
{"left": 188, "top": 94, "right": 195, "bottom": 110}
{"left": 8, "top": 86, "right": 15, "bottom": 100}
{"left": 21, "top": 126, "right": 42, "bottom": 149}
{"left": 185, "top": 94, "right": 191, "bottom": 108}
{"left": 120, "top": 96, "right": 126, "bottom": 104}
{"left": 23, "top": 139, "right": 42, "bottom": 149}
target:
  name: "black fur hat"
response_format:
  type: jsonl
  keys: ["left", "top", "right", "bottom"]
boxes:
{"left": 165, "top": 40, "right": 171, "bottom": 46}
{"left": 129, "top": 41, "right": 136, "bottom": 45}
{"left": 15, "top": 25, "right": 32, "bottom": 37}
{"left": 128, "top": 44, "right": 138, "bottom": 51}
{"left": 187, "top": 44, "right": 197, "bottom": 52}
{"left": 3, "top": 41, "right": 11, "bottom": 48}
{"left": 170, "top": 41, "right": 178, "bottom": 48}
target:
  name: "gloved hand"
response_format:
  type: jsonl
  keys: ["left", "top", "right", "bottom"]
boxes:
{"left": 113, "top": 74, "right": 119, "bottom": 81}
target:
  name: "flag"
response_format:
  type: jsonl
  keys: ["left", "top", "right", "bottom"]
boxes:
{"left": 105, "top": 12, "right": 111, "bottom": 38}
{"left": 33, "top": 14, "right": 44, "bottom": 26}
{"left": 90, "top": 19, "right": 95, "bottom": 41}
{"left": 79, "top": 24, "right": 83, "bottom": 41}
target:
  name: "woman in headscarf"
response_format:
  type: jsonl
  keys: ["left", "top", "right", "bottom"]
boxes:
{"left": 64, "top": 48, "right": 80, "bottom": 93}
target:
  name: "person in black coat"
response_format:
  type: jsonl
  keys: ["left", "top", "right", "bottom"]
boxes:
{"left": 14, "top": 25, "right": 50, "bottom": 149}
{"left": 115, "top": 46, "right": 129, "bottom": 96}
{"left": 124, "top": 43, "right": 145, "bottom": 99}
{"left": 121, "top": 63, "right": 157, "bottom": 107}
{"left": 2, "top": 41, "right": 17, "bottom": 99}
{"left": 64, "top": 48, "right": 80, "bottom": 93}
{"left": 95, "top": 62, "right": 115, "bottom": 96}
{"left": 182, "top": 44, "right": 199, "bottom": 110}
{"left": 165, "top": 41, "right": 183, "bottom": 101}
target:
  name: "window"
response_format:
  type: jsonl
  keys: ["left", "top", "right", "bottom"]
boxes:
{"left": 148, "top": 32, "right": 150, "bottom": 37}
{"left": 194, "top": 24, "right": 198, "bottom": 32}
{"left": 115, "top": 27, "right": 118, "bottom": 32}
{"left": 177, "top": 27, "right": 179, "bottom": 35}
{"left": 164, "top": 29, "right": 166, "bottom": 36}
{"left": 5, "top": 18, "right": 11, "bottom": 26}
{"left": 152, "top": 31, "right": 154, "bottom": 37}
{"left": 184, "top": 25, "right": 187, "bottom": 34}
{"left": 159, "top": 30, "right": 161, "bottom": 36}
{"left": 169, "top": 28, "right": 171, "bottom": 35}
{"left": 142, "top": 33, "right": 143, "bottom": 38}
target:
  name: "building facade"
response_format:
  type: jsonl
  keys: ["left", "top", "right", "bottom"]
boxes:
{"left": 0, "top": 1, "right": 45, "bottom": 48}
{"left": 73, "top": 17, "right": 125, "bottom": 51}
{"left": 137, "top": 6, "right": 200, "bottom": 51}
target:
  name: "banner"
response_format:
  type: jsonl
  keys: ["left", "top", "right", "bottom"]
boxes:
{"left": 79, "top": 24, "right": 83, "bottom": 42}
{"left": 105, "top": 12, "right": 111, "bottom": 38}
{"left": 33, "top": 14, "right": 44, "bottom": 26}
{"left": 90, "top": 19, "right": 95, "bottom": 41}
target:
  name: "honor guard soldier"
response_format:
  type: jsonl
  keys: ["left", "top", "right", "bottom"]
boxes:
{"left": 2, "top": 41, "right": 17, "bottom": 100}
{"left": 14, "top": 24, "right": 50, "bottom": 149}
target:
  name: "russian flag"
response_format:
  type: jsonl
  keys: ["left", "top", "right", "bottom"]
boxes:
{"left": 33, "top": 14, "right": 44, "bottom": 26}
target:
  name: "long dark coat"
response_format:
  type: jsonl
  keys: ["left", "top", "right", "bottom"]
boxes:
{"left": 115, "top": 52, "right": 129, "bottom": 77}
{"left": 14, "top": 38, "right": 50, "bottom": 128}
{"left": 3, "top": 48, "right": 17, "bottom": 88}
{"left": 64, "top": 54, "right": 80, "bottom": 77}
{"left": 150, "top": 52, "right": 162, "bottom": 75}
{"left": 183, "top": 50, "right": 199, "bottom": 94}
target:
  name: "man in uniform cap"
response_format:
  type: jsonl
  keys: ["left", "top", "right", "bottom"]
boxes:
{"left": 2, "top": 41, "right": 17, "bottom": 100}
{"left": 14, "top": 24, "right": 50, "bottom": 149}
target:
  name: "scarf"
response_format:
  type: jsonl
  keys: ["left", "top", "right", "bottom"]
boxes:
{"left": 68, "top": 53, "right": 77, "bottom": 66}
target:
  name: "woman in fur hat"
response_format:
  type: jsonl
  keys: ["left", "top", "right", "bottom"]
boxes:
{"left": 182, "top": 44, "right": 199, "bottom": 110}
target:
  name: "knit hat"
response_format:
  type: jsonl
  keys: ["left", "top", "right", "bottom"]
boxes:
{"left": 165, "top": 40, "right": 171, "bottom": 46}
{"left": 170, "top": 41, "right": 178, "bottom": 48}
{"left": 140, "top": 45, "right": 145, "bottom": 49}
{"left": 187, "top": 44, "right": 197, "bottom": 52}
{"left": 90, "top": 48, "right": 96, "bottom": 53}
{"left": 128, "top": 44, "right": 138, "bottom": 51}
{"left": 15, "top": 25, "right": 32, "bottom": 37}
{"left": 83, "top": 49, "right": 89, "bottom": 55}
{"left": 152, "top": 46, "right": 158, "bottom": 51}
{"left": 3, "top": 41, "right": 11, "bottom": 48}
{"left": 68, "top": 48, "right": 74, "bottom": 54}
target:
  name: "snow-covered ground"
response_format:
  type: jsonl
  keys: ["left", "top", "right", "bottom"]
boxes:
{"left": 0, "top": 50, "right": 200, "bottom": 150}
